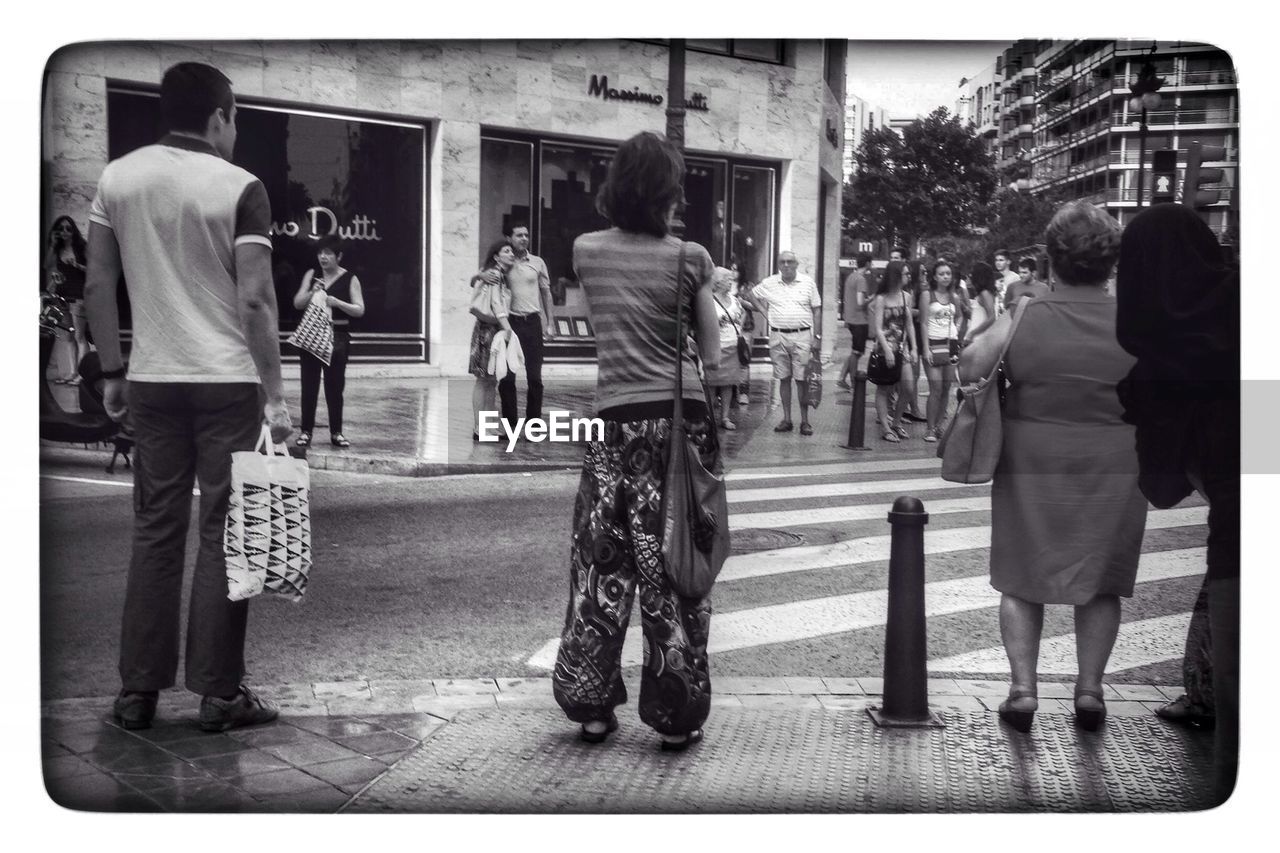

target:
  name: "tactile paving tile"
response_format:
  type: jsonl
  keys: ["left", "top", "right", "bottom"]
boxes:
{"left": 347, "top": 708, "right": 1220, "bottom": 813}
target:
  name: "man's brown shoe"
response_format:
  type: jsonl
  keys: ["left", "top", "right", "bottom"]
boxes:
{"left": 199, "top": 685, "right": 279, "bottom": 732}
{"left": 112, "top": 690, "right": 158, "bottom": 730}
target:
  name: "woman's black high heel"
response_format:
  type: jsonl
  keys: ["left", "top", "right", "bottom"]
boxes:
{"left": 1074, "top": 687, "right": 1107, "bottom": 731}
{"left": 998, "top": 686, "right": 1038, "bottom": 733}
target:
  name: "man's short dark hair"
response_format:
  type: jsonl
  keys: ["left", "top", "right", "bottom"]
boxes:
{"left": 993, "top": 249, "right": 1011, "bottom": 260}
{"left": 1016, "top": 256, "right": 1036, "bottom": 272}
{"left": 890, "top": 246, "right": 907, "bottom": 259}
{"left": 596, "top": 132, "right": 685, "bottom": 238}
{"left": 855, "top": 253, "right": 872, "bottom": 269}
{"left": 160, "top": 62, "right": 234, "bottom": 135}
{"left": 504, "top": 221, "right": 530, "bottom": 237}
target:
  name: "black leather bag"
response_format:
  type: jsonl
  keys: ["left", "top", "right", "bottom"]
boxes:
{"left": 661, "top": 244, "right": 730, "bottom": 599}
{"left": 715, "top": 295, "right": 752, "bottom": 367}
{"left": 867, "top": 348, "right": 902, "bottom": 386}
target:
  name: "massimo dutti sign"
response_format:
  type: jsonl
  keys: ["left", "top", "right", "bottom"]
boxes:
{"left": 586, "top": 74, "right": 710, "bottom": 111}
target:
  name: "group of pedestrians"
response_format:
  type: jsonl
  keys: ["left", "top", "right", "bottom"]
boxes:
{"left": 70, "top": 58, "right": 1237, "bottom": 794}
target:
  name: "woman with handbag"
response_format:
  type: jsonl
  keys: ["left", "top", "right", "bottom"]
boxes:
{"left": 292, "top": 237, "right": 364, "bottom": 449}
{"left": 733, "top": 260, "right": 758, "bottom": 406}
{"left": 552, "top": 131, "right": 721, "bottom": 752}
{"left": 467, "top": 240, "right": 517, "bottom": 439}
{"left": 868, "top": 260, "right": 917, "bottom": 443}
{"left": 44, "top": 216, "right": 90, "bottom": 385}
{"left": 918, "top": 260, "right": 963, "bottom": 443}
{"left": 963, "top": 261, "right": 999, "bottom": 343}
{"left": 707, "top": 266, "right": 749, "bottom": 431}
{"left": 957, "top": 201, "right": 1146, "bottom": 733}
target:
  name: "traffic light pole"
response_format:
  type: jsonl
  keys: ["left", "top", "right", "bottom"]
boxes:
{"left": 1136, "top": 105, "right": 1149, "bottom": 208}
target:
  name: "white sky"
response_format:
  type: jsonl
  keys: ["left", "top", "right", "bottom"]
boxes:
{"left": 846, "top": 40, "right": 1008, "bottom": 119}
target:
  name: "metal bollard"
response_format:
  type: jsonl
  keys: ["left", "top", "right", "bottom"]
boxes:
{"left": 868, "top": 496, "right": 944, "bottom": 728}
{"left": 841, "top": 371, "right": 871, "bottom": 451}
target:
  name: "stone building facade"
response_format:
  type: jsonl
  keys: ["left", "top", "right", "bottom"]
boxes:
{"left": 43, "top": 39, "right": 846, "bottom": 372}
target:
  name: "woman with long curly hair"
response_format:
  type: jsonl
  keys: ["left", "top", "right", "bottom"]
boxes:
{"left": 467, "top": 239, "right": 517, "bottom": 438}
{"left": 552, "top": 131, "right": 721, "bottom": 752}
{"left": 44, "top": 216, "right": 90, "bottom": 384}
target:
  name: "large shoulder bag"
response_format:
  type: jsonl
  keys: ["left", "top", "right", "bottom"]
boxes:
{"left": 936, "top": 295, "right": 1030, "bottom": 483}
{"left": 660, "top": 243, "right": 731, "bottom": 599}
{"left": 287, "top": 289, "right": 334, "bottom": 366}
{"left": 469, "top": 274, "right": 503, "bottom": 325}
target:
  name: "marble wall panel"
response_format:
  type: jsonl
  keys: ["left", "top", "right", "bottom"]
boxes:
{"left": 516, "top": 41, "right": 553, "bottom": 63}
{"left": 356, "top": 41, "right": 402, "bottom": 78}
{"left": 311, "top": 63, "right": 359, "bottom": 109}
{"left": 310, "top": 41, "right": 359, "bottom": 72}
{"left": 209, "top": 48, "right": 267, "bottom": 98}
{"left": 100, "top": 43, "right": 163, "bottom": 85}
{"left": 356, "top": 73, "right": 404, "bottom": 114}
{"left": 401, "top": 77, "right": 443, "bottom": 118}
{"left": 46, "top": 43, "right": 105, "bottom": 76}
{"left": 156, "top": 42, "right": 216, "bottom": 74}
{"left": 263, "top": 57, "right": 314, "bottom": 103}
{"left": 400, "top": 41, "right": 444, "bottom": 77}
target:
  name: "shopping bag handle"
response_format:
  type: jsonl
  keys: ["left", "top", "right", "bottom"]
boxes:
{"left": 253, "top": 424, "right": 287, "bottom": 457}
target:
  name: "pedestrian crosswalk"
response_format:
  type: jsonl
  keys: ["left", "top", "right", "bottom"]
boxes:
{"left": 525, "top": 455, "right": 1209, "bottom": 683}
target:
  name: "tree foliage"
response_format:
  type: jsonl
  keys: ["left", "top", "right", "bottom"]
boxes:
{"left": 981, "top": 188, "right": 1062, "bottom": 256}
{"left": 842, "top": 107, "right": 998, "bottom": 249}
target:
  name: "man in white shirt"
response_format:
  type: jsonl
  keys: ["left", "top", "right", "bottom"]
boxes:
{"left": 84, "top": 62, "right": 292, "bottom": 733}
{"left": 749, "top": 251, "right": 821, "bottom": 435}
{"left": 993, "top": 249, "right": 1021, "bottom": 310}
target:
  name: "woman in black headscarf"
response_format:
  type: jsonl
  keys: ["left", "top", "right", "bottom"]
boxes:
{"left": 1115, "top": 202, "right": 1239, "bottom": 801}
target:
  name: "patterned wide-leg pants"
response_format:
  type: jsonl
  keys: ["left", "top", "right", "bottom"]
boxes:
{"left": 552, "top": 416, "right": 716, "bottom": 736}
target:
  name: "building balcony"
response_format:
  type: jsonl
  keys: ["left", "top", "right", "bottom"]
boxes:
{"left": 1018, "top": 94, "right": 1036, "bottom": 107}
{"left": 1108, "top": 147, "right": 1238, "bottom": 166}
{"left": 1119, "top": 69, "right": 1237, "bottom": 89}
{"left": 1017, "top": 123, "right": 1035, "bottom": 135}
{"left": 1110, "top": 107, "right": 1238, "bottom": 127}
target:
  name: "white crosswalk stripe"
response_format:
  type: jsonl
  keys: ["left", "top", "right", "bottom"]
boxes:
{"left": 527, "top": 458, "right": 1209, "bottom": 677}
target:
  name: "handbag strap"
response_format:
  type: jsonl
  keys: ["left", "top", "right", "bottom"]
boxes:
{"left": 672, "top": 241, "right": 690, "bottom": 429}
{"left": 712, "top": 294, "right": 744, "bottom": 338}
{"left": 985, "top": 294, "right": 1031, "bottom": 384}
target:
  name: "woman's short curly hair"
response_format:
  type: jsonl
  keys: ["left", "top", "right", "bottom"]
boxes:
{"left": 1044, "top": 201, "right": 1122, "bottom": 286}
{"left": 596, "top": 131, "right": 685, "bottom": 237}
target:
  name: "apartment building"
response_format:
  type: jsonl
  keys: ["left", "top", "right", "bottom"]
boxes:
{"left": 842, "top": 91, "right": 892, "bottom": 180}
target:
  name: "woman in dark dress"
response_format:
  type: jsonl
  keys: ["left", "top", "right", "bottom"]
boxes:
{"left": 959, "top": 201, "right": 1146, "bottom": 733}
{"left": 44, "top": 216, "right": 90, "bottom": 384}
{"left": 292, "top": 237, "right": 364, "bottom": 449}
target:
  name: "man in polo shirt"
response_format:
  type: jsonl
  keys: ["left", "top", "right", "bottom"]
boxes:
{"left": 837, "top": 252, "right": 872, "bottom": 390}
{"left": 750, "top": 251, "right": 822, "bottom": 435}
{"left": 488, "top": 223, "right": 555, "bottom": 425}
{"left": 84, "top": 62, "right": 292, "bottom": 733}
{"left": 993, "top": 249, "right": 1020, "bottom": 312}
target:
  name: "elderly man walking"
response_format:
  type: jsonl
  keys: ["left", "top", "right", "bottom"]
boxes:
{"left": 750, "top": 251, "right": 822, "bottom": 435}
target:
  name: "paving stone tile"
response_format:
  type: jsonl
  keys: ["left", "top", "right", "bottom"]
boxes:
{"left": 248, "top": 785, "right": 352, "bottom": 813}
{"left": 432, "top": 678, "right": 499, "bottom": 696}
{"left": 372, "top": 713, "right": 448, "bottom": 740}
{"left": 42, "top": 754, "right": 100, "bottom": 781}
{"left": 821, "top": 677, "right": 865, "bottom": 695}
{"left": 311, "top": 680, "right": 372, "bottom": 700}
{"left": 736, "top": 694, "right": 823, "bottom": 710}
{"left": 1101, "top": 684, "right": 1125, "bottom": 701}
{"left": 709, "top": 694, "right": 744, "bottom": 708}
{"left": 932, "top": 696, "right": 987, "bottom": 713}
{"left": 81, "top": 741, "right": 180, "bottom": 772}
{"left": 225, "top": 722, "right": 317, "bottom": 746}
{"left": 232, "top": 767, "right": 335, "bottom": 796}
{"left": 1111, "top": 685, "right": 1169, "bottom": 702}
{"left": 1106, "top": 701, "right": 1154, "bottom": 718}
{"left": 1035, "top": 682, "right": 1076, "bottom": 699}
{"left": 412, "top": 694, "right": 497, "bottom": 717}
{"left": 192, "top": 748, "right": 293, "bottom": 778}
{"left": 714, "top": 677, "right": 791, "bottom": 695}
{"left": 113, "top": 761, "right": 220, "bottom": 791}
{"left": 274, "top": 701, "right": 332, "bottom": 717}
{"left": 856, "top": 677, "right": 884, "bottom": 695}
{"left": 1156, "top": 685, "right": 1184, "bottom": 701}
{"left": 327, "top": 696, "right": 416, "bottom": 716}
{"left": 926, "top": 678, "right": 962, "bottom": 695}
{"left": 287, "top": 716, "right": 384, "bottom": 738}
{"left": 143, "top": 778, "right": 260, "bottom": 812}
{"left": 370, "top": 679, "right": 437, "bottom": 699}
{"left": 494, "top": 677, "right": 553, "bottom": 695}
{"left": 262, "top": 739, "right": 365, "bottom": 767}
{"left": 336, "top": 730, "right": 417, "bottom": 756}
{"left": 816, "top": 695, "right": 872, "bottom": 711}
{"left": 952, "top": 679, "right": 1011, "bottom": 696}
{"left": 783, "top": 676, "right": 829, "bottom": 694}
{"left": 131, "top": 721, "right": 208, "bottom": 744}
{"left": 300, "top": 755, "right": 389, "bottom": 792}
{"left": 45, "top": 770, "right": 157, "bottom": 813}
{"left": 163, "top": 734, "right": 257, "bottom": 761}
{"left": 46, "top": 725, "right": 139, "bottom": 753}
{"left": 41, "top": 700, "right": 113, "bottom": 723}
{"left": 494, "top": 693, "right": 560, "bottom": 709}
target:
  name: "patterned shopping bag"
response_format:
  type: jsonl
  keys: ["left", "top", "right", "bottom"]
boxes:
{"left": 224, "top": 425, "right": 312, "bottom": 602}
{"left": 287, "top": 290, "right": 333, "bottom": 365}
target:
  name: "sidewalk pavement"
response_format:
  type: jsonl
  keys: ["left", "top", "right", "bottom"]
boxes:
{"left": 41, "top": 676, "right": 1220, "bottom": 813}
{"left": 43, "top": 326, "right": 944, "bottom": 477}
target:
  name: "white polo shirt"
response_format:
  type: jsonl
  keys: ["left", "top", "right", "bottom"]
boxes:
{"left": 753, "top": 273, "right": 821, "bottom": 331}
{"left": 89, "top": 133, "right": 273, "bottom": 383}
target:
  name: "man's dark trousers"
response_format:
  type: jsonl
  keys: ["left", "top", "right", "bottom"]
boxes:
{"left": 500, "top": 311, "right": 545, "bottom": 421}
{"left": 119, "top": 382, "right": 261, "bottom": 697}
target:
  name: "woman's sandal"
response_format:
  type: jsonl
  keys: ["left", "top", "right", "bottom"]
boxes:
{"left": 998, "top": 686, "right": 1038, "bottom": 733}
{"left": 295, "top": 431, "right": 311, "bottom": 448}
{"left": 881, "top": 430, "right": 900, "bottom": 443}
{"left": 892, "top": 424, "right": 910, "bottom": 440}
{"left": 579, "top": 713, "right": 619, "bottom": 744}
{"left": 1074, "top": 686, "right": 1108, "bottom": 731}
{"left": 659, "top": 728, "right": 704, "bottom": 752}
{"left": 330, "top": 434, "right": 351, "bottom": 448}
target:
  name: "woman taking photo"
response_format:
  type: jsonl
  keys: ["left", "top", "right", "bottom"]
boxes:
{"left": 707, "top": 266, "right": 747, "bottom": 430}
{"left": 918, "top": 259, "right": 962, "bottom": 443}
{"left": 292, "top": 237, "right": 364, "bottom": 449}
{"left": 959, "top": 201, "right": 1146, "bottom": 733}
{"left": 468, "top": 240, "right": 517, "bottom": 439}
{"left": 553, "top": 131, "right": 720, "bottom": 752}
{"left": 44, "top": 216, "right": 90, "bottom": 384}
{"left": 868, "top": 259, "right": 917, "bottom": 442}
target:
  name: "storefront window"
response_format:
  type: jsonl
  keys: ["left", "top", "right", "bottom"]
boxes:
{"left": 479, "top": 137, "right": 533, "bottom": 263}
{"left": 538, "top": 142, "right": 613, "bottom": 317}
{"left": 732, "top": 164, "right": 777, "bottom": 286}
{"left": 105, "top": 87, "right": 430, "bottom": 359}
{"left": 683, "top": 160, "right": 727, "bottom": 265}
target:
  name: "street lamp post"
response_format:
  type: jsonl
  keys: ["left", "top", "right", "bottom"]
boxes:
{"left": 1128, "top": 52, "right": 1165, "bottom": 208}
{"left": 665, "top": 38, "right": 686, "bottom": 235}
